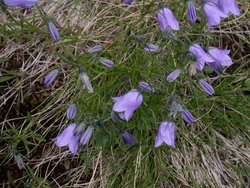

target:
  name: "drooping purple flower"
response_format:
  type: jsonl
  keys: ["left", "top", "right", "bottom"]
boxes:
{"left": 199, "top": 79, "right": 215, "bottom": 95}
{"left": 157, "top": 7, "right": 180, "bottom": 31}
{"left": 44, "top": 69, "right": 60, "bottom": 86}
{"left": 66, "top": 104, "right": 77, "bottom": 120}
{"left": 219, "top": 0, "right": 240, "bottom": 16}
{"left": 85, "top": 45, "right": 103, "bottom": 54}
{"left": 4, "top": 0, "right": 39, "bottom": 8}
{"left": 80, "top": 127, "right": 93, "bottom": 145}
{"left": 121, "top": 130, "right": 135, "bottom": 145}
{"left": 47, "top": 21, "right": 60, "bottom": 41}
{"left": 208, "top": 61, "right": 222, "bottom": 74}
{"left": 181, "top": 109, "right": 194, "bottom": 123}
{"left": 97, "top": 57, "right": 115, "bottom": 67}
{"left": 155, "top": 121, "right": 176, "bottom": 148}
{"left": 138, "top": 81, "right": 155, "bottom": 93}
{"left": 187, "top": 0, "right": 197, "bottom": 23}
{"left": 207, "top": 47, "right": 233, "bottom": 66}
{"left": 79, "top": 67, "right": 94, "bottom": 93}
{"left": 167, "top": 69, "right": 181, "bottom": 83}
{"left": 52, "top": 123, "right": 80, "bottom": 154}
{"left": 202, "top": 1, "right": 228, "bottom": 29}
{"left": 112, "top": 90, "right": 143, "bottom": 122}
{"left": 189, "top": 43, "right": 214, "bottom": 71}
{"left": 124, "top": 0, "right": 133, "bottom": 4}
{"left": 143, "top": 44, "right": 160, "bottom": 52}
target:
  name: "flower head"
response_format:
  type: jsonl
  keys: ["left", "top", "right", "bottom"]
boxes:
{"left": 219, "top": 0, "right": 240, "bottom": 16}
{"left": 112, "top": 90, "right": 143, "bottom": 121}
{"left": 44, "top": 69, "right": 60, "bottom": 86}
{"left": 155, "top": 121, "right": 176, "bottom": 148}
{"left": 66, "top": 104, "right": 77, "bottom": 120}
{"left": 202, "top": 1, "right": 228, "bottom": 29}
{"left": 181, "top": 109, "right": 194, "bottom": 123}
{"left": 143, "top": 44, "right": 160, "bottom": 52}
{"left": 121, "top": 130, "right": 135, "bottom": 145}
{"left": 167, "top": 69, "right": 181, "bottom": 83}
{"left": 138, "top": 81, "right": 155, "bottom": 93}
{"left": 53, "top": 123, "right": 80, "bottom": 154}
{"left": 97, "top": 57, "right": 115, "bottom": 67}
{"left": 187, "top": 0, "right": 197, "bottom": 23}
{"left": 207, "top": 47, "right": 233, "bottom": 66}
{"left": 80, "top": 127, "right": 93, "bottom": 145}
{"left": 79, "top": 67, "right": 94, "bottom": 93}
{"left": 189, "top": 43, "right": 214, "bottom": 71}
{"left": 124, "top": 0, "right": 133, "bottom": 4}
{"left": 199, "top": 79, "right": 215, "bottom": 95}
{"left": 4, "top": 0, "right": 39, "bottom": 8}
{"left": 85, "top": 45, "right": 103, "bottom": 54}
{"left": 157, "top": 7, "right": 180, "bottom": 31}
{"left": 47, "top": 21, "right": 60, "bottom": 41}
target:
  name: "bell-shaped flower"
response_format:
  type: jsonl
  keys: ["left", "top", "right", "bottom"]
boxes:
{"left": 187, "top": 0, "right": 197, "bottom": 23}
{"left": 219, "top": 0, "right": 240, "bottom": 16}
{"left": 207, "top": 47, "right": 233, "bottom": 66}
{"left": 199, "top": 79, "right": 215, "bottom": 95}
{"left": 44, "top": 69, "right": 60, "bottom": 86}
{"left": 157, "top": 7, "right": 180, "bottom": 31}
{"left": 155, "top": 121, "right": 176, "bottom": 148}
{"left": 80, "top": 127, "right": 93, "bottom": 145}
{"left": 181, "top": 109, "right": 194, "bottom": 123}
{"left": 4, "top": 0, "right": 39, "bottom": 8}
{"left": 97, "top": 57, "right": 115, "bottom": 67}
{"left": 121, "top": 130, "right": 135, "bottom": 145}
{"left": 47, "top": 21, "right": 60, "bottom": 41}
{"left": 112, "top": 90, "right": 143, "bottom": 122}
{"left": 202, "top": 1, "right": 228, "bottom": 29}
{"left": 52, "top": 123, "right": 80, "bottom": 154}
{"left": 85, "top": 45, "right": 103, "bottom": 54}
{"left": 167, "top": 69, "right": 181, "bottom": 83}
{"left": 143, "top": 44, "right": 160, "bottom": 52}
{"left": 124, "top": 0, "right": 133, "bottom": 4}
{"left": 66, "top": 104, "right": 77, "bottom": 120}
{"left": 189, "top": 43, "right": 214, "bottom": 71}
{"left": 79, "top": 67, "right": 94, "bottom": 93}
{"left": 138, "top": 81, "right": 155, "bottom": 93}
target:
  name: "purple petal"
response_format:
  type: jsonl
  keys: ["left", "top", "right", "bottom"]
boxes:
{"left": 122, "top": 131, "right": 135, "bottom": 145}
{"left": 199, "top": 79, "right": 215, "bottom": 95}
{"left": 138, "top": 81, "right": 155, "bottom": 93}
{"left": 167, "top": 69, "right": 181, "bottom": 83}
{"left": 163, "top": 122, "right": 176, "bottom": 148}
{"left": 97, "top": 57, "right": 115, "bottom": 67}
{"left": 181, "top": 109, "right": 194, "bottom": 123}
{"left": 208, "top": 47, "right": 233, "bottom": 66}
{"left": 48, "top": 21, "right": 60, "bottom": 41}
{"left": 143, "top": 44, "right": 160, "bottom": 52}
{"left": 157, "top": 7, "right": 180, "bottom": 31}
{"left": 66, "top": 104, "right": 77, "bottom": 120}
{"left": 124, "top": 0, "right": 133, "bottom": 5}
{"left": 85, "top": 45, "right": 103, "bottom": 54}
{"left": 154, "top": 134, "right": 164, "bottom": 147}
{"left": 44, "top": 69, "right": 60, "bottom": 86}
{"left": 219, "top": 0, "right": 240, "bottom": 16}
{"left": 189, "top": 44, "right": 214, "bottom": 63}
{"left": 4, "top": 0, "right": 39, "bottom": 8}
{"left": 80, "top": 127, "right": 93, "bottom": 145}
{"left": 187, "top": 1, "right": 197, "bottom": 23}
{"left": 68, "top": 135, "right": 80, "bottom": 154}
{"left": 54, "top": 124, "right": 76, "bottom": 147}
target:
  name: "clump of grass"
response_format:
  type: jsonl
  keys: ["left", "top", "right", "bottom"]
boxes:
{"left": 0, "top": 0, "right": 250, "bottom": 187}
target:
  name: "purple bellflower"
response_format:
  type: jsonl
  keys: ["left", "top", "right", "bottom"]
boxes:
{"left": 157, "top": 7, "right": 180, "bottom": 31}
{"left": 199, "top": 79, "right": 215, "bottom": 95}
{"left": 121, "top": 130, "right": 135, "bottom": 145}
{"left": 143, "top": 44, "right": 160, "bottom": 52}
{"left": 124, "top": 0, "right": 133, "bottom": 4}
{"left": 202, "top": 1, "right": 228, "bottom": 29}
{"left": 79, "top": 67, "right": 94, "bottom": 93}
{"left": 4, "top": 0, "right": 39, "bottom": 8}
{"left": 97, "top": 57, "right": 115, "bottom": 67}
{"left": 207, "top": 47, "right": 233, "bottom": 67}
{"left": 155, "top": 121, "right": 176, "bottom": 148}
{"left": 219, "top": 0, "right": 240, "bottom": 16}
{"left": 187, "top": 0, "right": 197, "bottom": 23}
{"left": 112, "top": 90, "right": 143, "bottom": 122}
{"left": 181, "top": 109, "right": 194, "bottom": 123}
{"left": 47, "top": 21, "right": 60, "bottom": 41}
{"left": 66, "top": 104, "right": 77, "bottom": 120}
{"left": 85, "top": 45, "right": 103, "bottom": 54}
{"left": 189, "top": 43, "right": 214, "bottom": 71}
{"left": 80, "top": 127, "right": 93, "bottom": 145}
{"left": 138, "top": 81, "right": 155, "bottom": 93}
{"left": 167, "top": 69, "right": 181, "bottom": 83}
{"left": 53, "top": 123, "right": 80, "bottom": 154}
{"left": 44, "top": 69, "right": 60, "bottom": 86}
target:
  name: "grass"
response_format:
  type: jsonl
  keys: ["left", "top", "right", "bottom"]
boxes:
{"left": 0, "top": 0, "right": 250, "bottom": 187}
